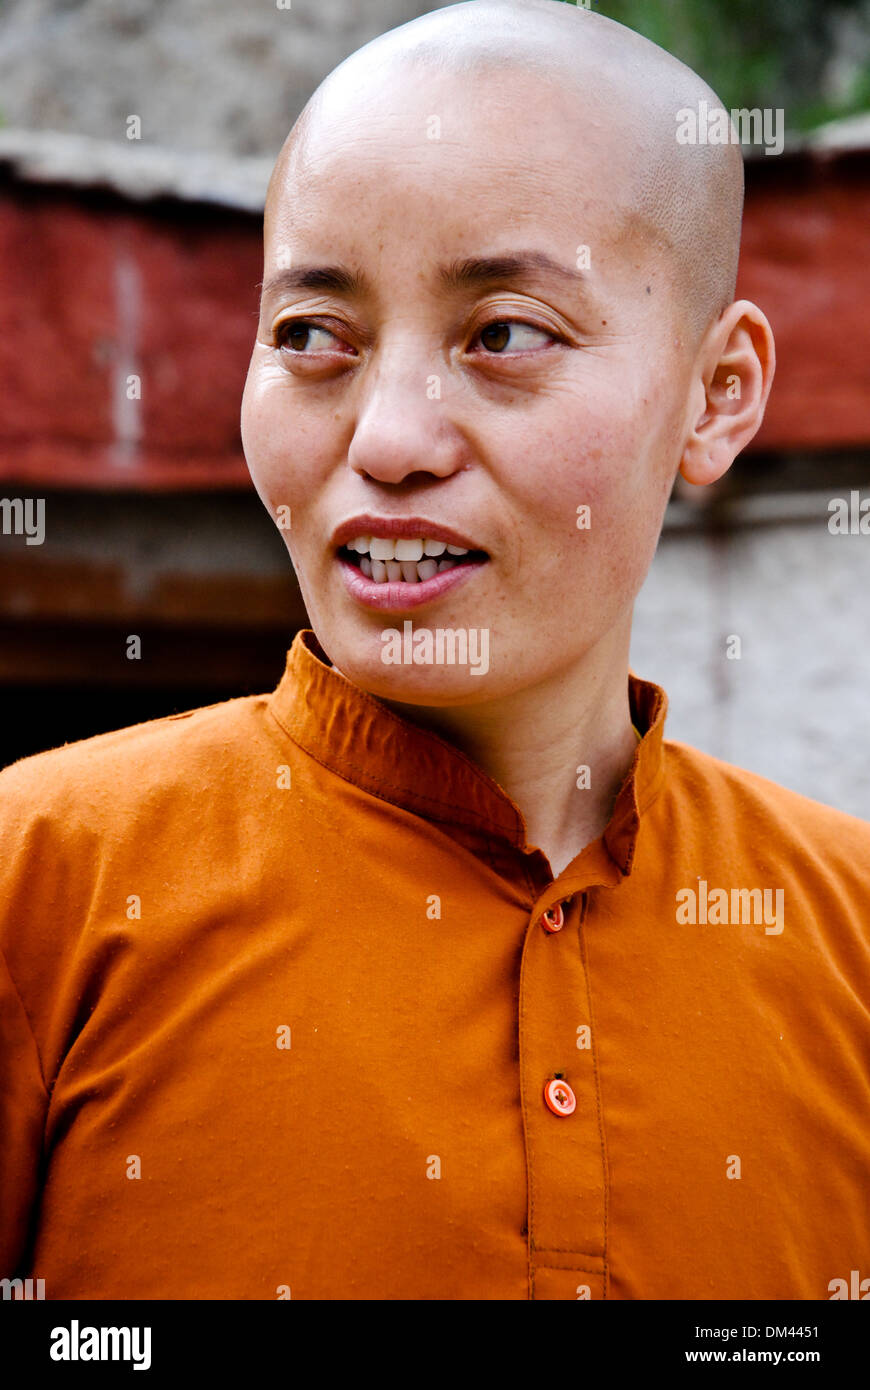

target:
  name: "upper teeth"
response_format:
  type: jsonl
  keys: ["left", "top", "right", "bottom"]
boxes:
{"left": 348, "top": 536, "right": 469, "bottom": 560}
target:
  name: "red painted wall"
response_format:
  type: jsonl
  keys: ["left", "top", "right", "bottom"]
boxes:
{"left": 1, "top": 150, "right": 869, "bottom": 490}
{"left": 0, "top": 185, "right": 261, "bottom": 489}
{"left": 739, "top": 153, "right": 870, "bottom": 451}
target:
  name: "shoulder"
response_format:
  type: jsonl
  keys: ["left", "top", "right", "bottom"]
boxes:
{"left": 0, "top": 693, "right": 276, "bottom": 842}
{"left": 662, "top": 737, "right": 870, "bottom": 876}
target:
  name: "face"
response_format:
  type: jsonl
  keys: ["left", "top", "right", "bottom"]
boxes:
{"left": 241, "top": 60, "right": 699, "bottom": 706}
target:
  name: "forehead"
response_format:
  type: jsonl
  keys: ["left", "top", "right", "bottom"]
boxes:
{"left": 267, "top": 60, "right": 648, "bottom": 266}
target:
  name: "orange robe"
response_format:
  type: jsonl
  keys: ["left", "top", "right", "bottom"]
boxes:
{"left": 1, "top": 629, "right": 868, "bottom": 1299}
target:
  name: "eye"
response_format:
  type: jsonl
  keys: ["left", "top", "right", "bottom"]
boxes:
{"left": 274, "top": 319, "right": 349, "bottom": 353}
{"left": 474, "top": 319, "right": 557, "bottom": 354}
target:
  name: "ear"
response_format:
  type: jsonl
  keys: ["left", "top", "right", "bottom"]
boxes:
{"left": 679, "top": 299, "right": 776, "bottom": 486}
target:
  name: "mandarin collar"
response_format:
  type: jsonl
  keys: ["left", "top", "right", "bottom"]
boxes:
{"left": 268, "top": 629, "right": 667, "bottom": 896}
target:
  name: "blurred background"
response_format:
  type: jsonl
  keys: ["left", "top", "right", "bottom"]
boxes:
{"left": 1, "top": 0, "right": 869, "bottom": 815}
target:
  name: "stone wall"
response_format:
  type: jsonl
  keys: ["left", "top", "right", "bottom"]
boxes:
{"left": 631, "top": 513, "right": 870, "bottom": 820}
{"left": 0, "top": 0, "right": 444, "bottom": 156}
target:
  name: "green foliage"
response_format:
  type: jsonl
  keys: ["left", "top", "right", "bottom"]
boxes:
{"left": 554, "top": 0, "right": 870, "bottom": 131}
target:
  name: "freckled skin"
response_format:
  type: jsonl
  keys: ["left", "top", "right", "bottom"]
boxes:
{"left": 246, "top": 64, "right": 696, "bottom": 699}
{"left": 240, "top": 1, "right": 775, "bottom": 867}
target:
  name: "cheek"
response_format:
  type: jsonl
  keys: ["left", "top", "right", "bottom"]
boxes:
{"left": 497, "top": 390, "right": 670, "bottom": 610}
{"left": 241, "top": 363, "right": 334, "bottom": 516}
{"left": 503, "top": 406, "right": 644, "bottom": 549}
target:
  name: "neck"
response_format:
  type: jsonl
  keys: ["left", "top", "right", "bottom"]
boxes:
{"left": 382, "top": 622, "right": 638, "bottom": 878}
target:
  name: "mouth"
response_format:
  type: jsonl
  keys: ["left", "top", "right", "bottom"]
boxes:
{"left": 338, "top": 533, "right": 488, "bottom": 583}
{"left": 333, "top": 522, "right": 490, "bottom": 611}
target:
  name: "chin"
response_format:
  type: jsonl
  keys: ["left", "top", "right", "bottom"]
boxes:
{"left": 309, "top": 600, "right": 492, "bottom": 689}
{"left": 331, "top": 646, "right": 498, "bottom": 707}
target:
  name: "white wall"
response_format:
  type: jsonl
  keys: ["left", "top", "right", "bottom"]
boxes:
{"left": 631, "top": 504, "right": 870, "bottom": 820}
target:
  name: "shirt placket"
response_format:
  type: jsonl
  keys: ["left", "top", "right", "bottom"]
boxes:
{"left": 520, "top": 887, "right": 608, "bottom": 1300}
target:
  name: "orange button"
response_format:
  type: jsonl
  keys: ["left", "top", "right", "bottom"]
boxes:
{"left": 544, "top": 1078, "right": 576, "bottom": 1116}
{"left": 539, "top": 902, "right": 565, "bottom": 933}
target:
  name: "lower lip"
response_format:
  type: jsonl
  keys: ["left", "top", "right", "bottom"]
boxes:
{"left": 337, "top": 555, "right": 487, "bottom": 611}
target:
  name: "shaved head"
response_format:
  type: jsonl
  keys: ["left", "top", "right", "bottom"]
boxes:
{"left": 244, "top": 0, "right": 773, "bottom": 716}
{"left": 267, "top": 0, "right": 744, "bottom": 344}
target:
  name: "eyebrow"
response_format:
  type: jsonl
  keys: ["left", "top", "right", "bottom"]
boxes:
{"left": 259, "top": 251, "right": 586, "bottom": 305}
{"left": 440, "top": 252, "right": 585, "bottom": 292}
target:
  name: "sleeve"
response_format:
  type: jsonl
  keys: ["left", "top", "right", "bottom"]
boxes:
{"left": 0, "top": 757, "right": 57, "bottom": 1278}
{"left": 0, "top": 940, "right": 49, "bottom": 1276}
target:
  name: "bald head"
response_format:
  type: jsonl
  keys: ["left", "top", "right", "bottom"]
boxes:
{"left": 267, "top": 0, "right": 743, "bottom": 345}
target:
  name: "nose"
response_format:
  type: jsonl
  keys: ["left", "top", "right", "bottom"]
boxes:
{"left": 347, "top": 336, "right": 468, "bottom": 487}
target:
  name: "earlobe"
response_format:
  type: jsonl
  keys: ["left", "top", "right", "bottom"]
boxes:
{"left": 679, "top": 440, "right": 730, "bottom": 487}
{"left": 678, "top": 299, "right": 775, "bottom": 488}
